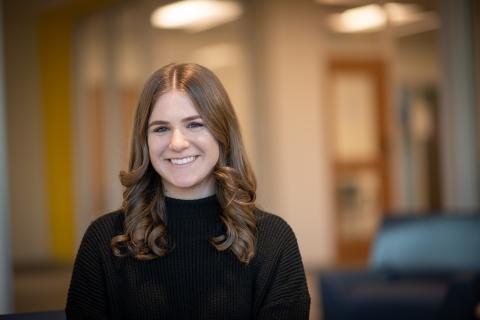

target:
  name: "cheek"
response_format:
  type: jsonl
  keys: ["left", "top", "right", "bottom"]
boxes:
{"left": 204, "top": 138, "right": 220, "bottom": 164}
{"left": 147, "top": 136, "right": 168, "bottom": 159}
{"left": 197, "top": 133, "right": 218, "bottom": 152}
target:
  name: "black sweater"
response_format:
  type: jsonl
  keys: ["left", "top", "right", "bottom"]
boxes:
{"left": 66, "top": 195, "right": 310, "bottom": 319}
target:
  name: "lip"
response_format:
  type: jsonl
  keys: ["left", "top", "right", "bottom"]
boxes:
{"left": 166, "top": 155, "right": 199, "bottom": 167}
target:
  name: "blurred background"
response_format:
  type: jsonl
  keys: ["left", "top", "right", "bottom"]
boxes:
{"left": 0, "top": 0, "right": 478, "bottom": 318}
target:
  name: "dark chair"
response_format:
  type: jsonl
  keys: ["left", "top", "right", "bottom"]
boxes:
{"left": 0, "top": 310, "right": 65, "bottom": 320}
{"left": 319, "top": 213, "right": 480, "bottom": 320}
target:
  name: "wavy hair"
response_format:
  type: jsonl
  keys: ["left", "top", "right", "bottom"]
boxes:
{"left": 111, "top": 63, "right": 257, "bottom": 263}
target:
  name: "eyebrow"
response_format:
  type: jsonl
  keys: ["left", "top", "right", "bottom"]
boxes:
{"left": 148, "top": 115, "right": 202, "bottom": 128}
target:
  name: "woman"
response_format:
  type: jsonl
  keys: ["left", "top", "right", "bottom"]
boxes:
{"left": 66, "top": 63, "right": 310, "bottom": 319}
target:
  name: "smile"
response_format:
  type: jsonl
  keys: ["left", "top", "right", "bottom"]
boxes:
{"left": 169, "top": 156, "right": 197, "bottom": 165}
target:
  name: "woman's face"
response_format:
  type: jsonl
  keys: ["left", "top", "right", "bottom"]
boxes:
{"left": 147, "top": 90, "right": 220, "bottom": 199}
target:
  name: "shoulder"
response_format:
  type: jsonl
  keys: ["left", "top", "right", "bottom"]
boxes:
{"left": 254, "top": 208, "right": 299, "bottom": 254}
{"left": 255, "top": 208, "right": 296, "bottom": 238}
{"left": 90, "top": 210, "right": 124, "bottom": 230}
{"left": 73, "top": 211, "right": 124, "bottom": 265}
{"left": 81, "top": 210, "right": 124, "bottom": 244}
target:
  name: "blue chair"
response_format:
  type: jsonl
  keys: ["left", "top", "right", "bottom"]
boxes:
{"left": 319, "top": 213, "right": 480, "bottom": 320}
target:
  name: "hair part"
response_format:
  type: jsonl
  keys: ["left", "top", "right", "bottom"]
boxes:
{"left": 111, "top": 63, "right": 257, "bottom": 263}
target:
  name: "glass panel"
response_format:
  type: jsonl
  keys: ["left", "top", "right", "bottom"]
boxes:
{"left": 337, "top": 170, "right": 380, "bottom": 240}
{"left": 332, "top": 71, "right": 378, "bottom": 162}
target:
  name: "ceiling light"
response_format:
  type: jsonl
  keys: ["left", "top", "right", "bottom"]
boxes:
{"left": 150, "top": 0, "right": 243, "bottom": 33}
{"left": 327, "top": 4, "right": 386, "bottom": 33}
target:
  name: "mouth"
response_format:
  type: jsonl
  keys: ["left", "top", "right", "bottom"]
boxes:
{"left": 168, "top": 155, "right": 199, "bottom": 165}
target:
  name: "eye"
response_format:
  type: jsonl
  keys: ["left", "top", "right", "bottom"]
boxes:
{"left": 187, "top": 121, "right": 204, "bottom": 129}
{"left": 152, "top": 126, "right": 169, "bottom": 133}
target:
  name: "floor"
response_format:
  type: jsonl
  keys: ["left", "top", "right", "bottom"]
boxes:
{"left": 13, "top": 264, "right": 323, "bottom": 319}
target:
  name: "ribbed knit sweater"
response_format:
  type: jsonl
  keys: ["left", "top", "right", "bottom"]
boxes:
{"left": 66, "top": 195, "right": 310, "bottom": 319}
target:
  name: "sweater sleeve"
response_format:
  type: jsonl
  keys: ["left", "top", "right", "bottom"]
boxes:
{"left": 66, "top": 220, "right": 110, "bottom": 320}
{"left": 255, "top": 215, "right": 311, "bottom": 320}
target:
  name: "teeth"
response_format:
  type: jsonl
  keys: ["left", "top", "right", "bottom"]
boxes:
{"left": 170, "top": 156, "right": 196, "bottom": 165}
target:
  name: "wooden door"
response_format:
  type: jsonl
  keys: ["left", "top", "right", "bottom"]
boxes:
{"left": 328, "top": 60, "right": 390, "bottom": 266}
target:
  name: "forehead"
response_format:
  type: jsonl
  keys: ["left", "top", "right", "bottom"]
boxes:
{"left": 150, "top": 90, "right": 199, "bottom": 120}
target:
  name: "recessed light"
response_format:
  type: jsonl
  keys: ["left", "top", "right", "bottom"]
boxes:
{"left": 150, "top": 0, "right": 243, "bottom": 33}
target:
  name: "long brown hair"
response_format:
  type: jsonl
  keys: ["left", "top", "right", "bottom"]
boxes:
{"left": 111, "top": 63, "right": 257, "bottom": 263}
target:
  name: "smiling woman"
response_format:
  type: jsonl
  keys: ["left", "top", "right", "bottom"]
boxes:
{"left": 147, "top": 91, "right": 220, "bottom": 200}
{"left": 65, "top": 63, "right": 310, "bottom": 320}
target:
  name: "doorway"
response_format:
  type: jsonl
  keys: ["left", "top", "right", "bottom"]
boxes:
{"left": 327, "top": 60, "right": 391, "bottom": 266}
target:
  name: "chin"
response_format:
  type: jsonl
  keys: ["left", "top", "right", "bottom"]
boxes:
{"left": 170, "top": 179, "right": 199, "bottom": 189}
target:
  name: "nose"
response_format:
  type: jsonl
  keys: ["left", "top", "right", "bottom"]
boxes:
{"left": 169, "top": 128, "right": 190, "bottom": 151}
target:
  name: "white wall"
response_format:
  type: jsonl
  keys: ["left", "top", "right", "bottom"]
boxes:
{"left": 251, "top": 0, "right": 335, "bottom": 267}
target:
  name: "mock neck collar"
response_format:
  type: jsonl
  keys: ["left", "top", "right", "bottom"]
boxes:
{"left": 164, "top": 194, "right": 220, "bottom": 219}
